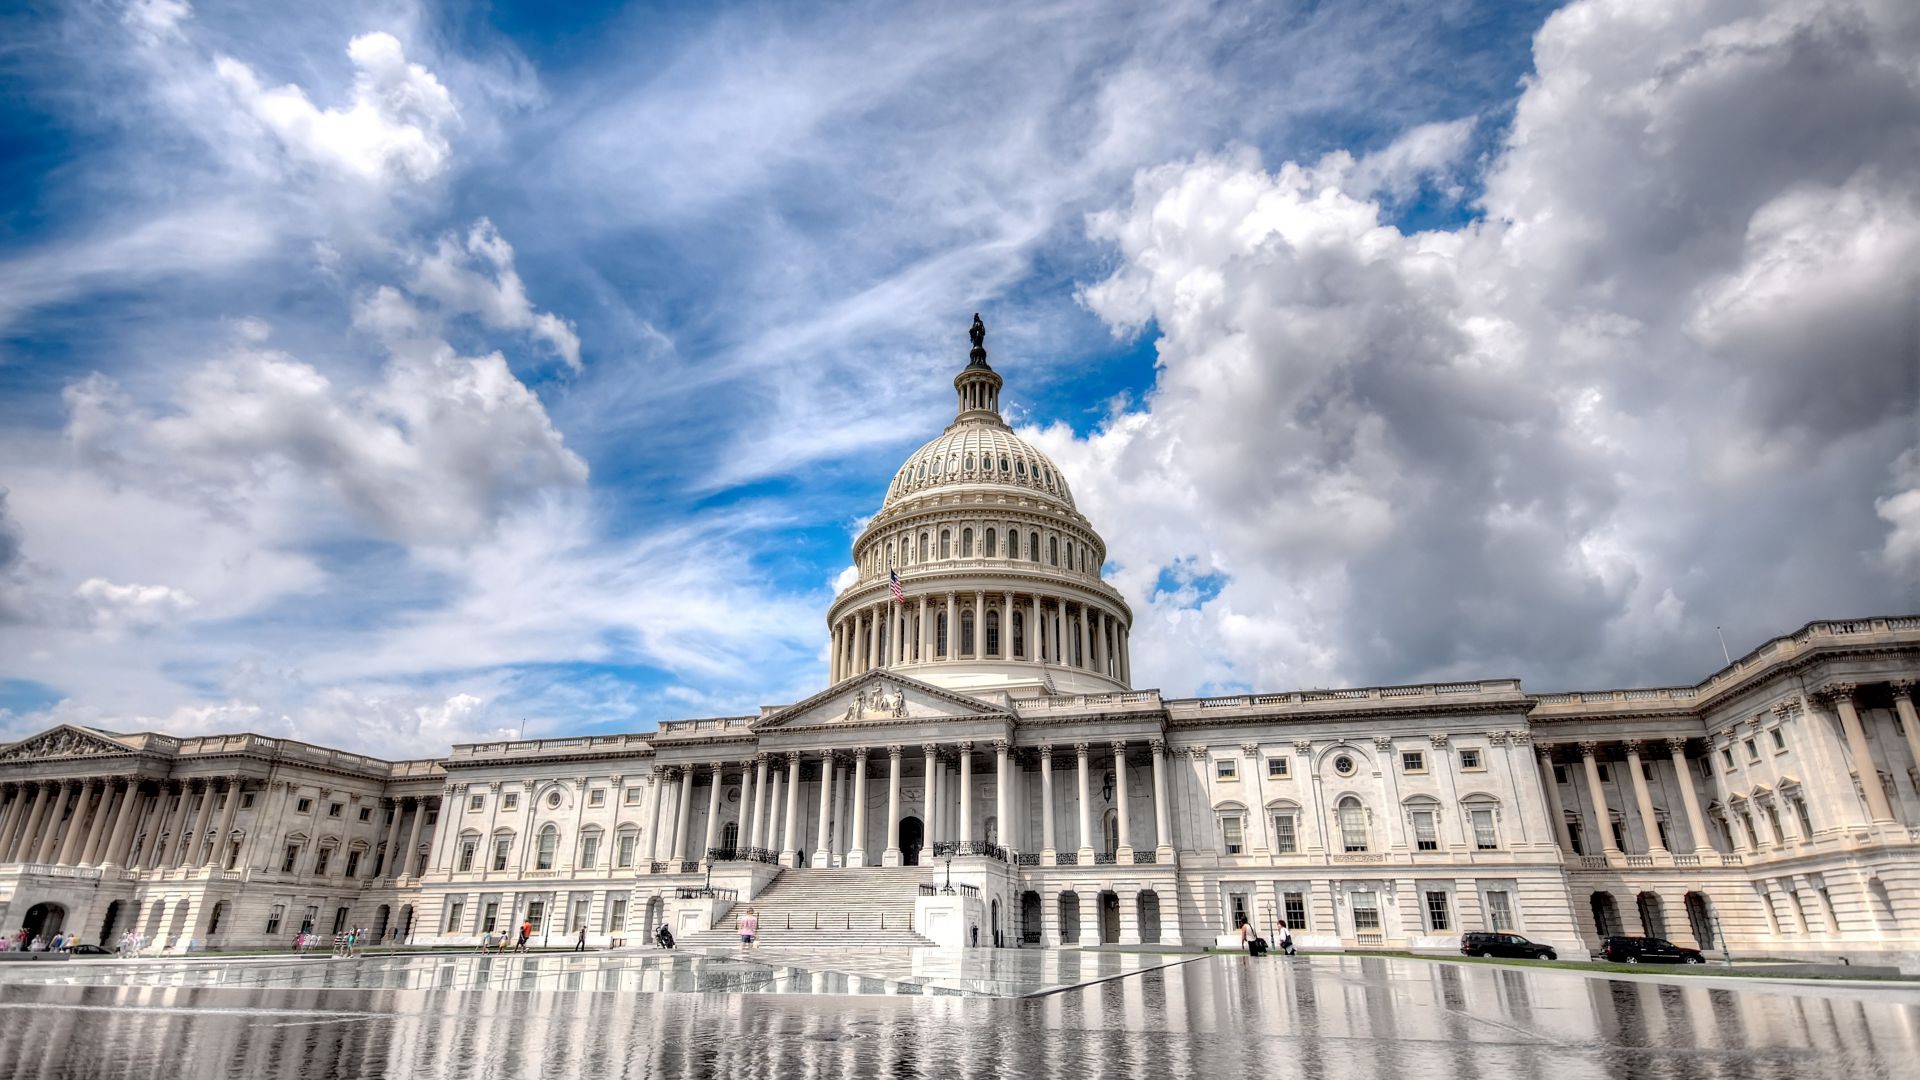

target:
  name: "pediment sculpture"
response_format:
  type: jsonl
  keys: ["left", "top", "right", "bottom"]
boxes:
{"left": 841, "top": 682, "right": 909, "bottom": 723}
{"left": 0, "top": 728, "right": 126, "bottom": 761}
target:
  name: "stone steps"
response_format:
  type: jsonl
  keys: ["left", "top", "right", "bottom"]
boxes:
{"left": 679, "top": 868, "right": 936, "bottom": 948}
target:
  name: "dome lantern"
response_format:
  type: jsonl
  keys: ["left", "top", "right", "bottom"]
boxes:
{"left": 953, "top": 313, "right": 1005, "bottom": 423}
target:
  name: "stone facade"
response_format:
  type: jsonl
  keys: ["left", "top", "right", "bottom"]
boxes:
{"left": 0, "top": 323, "right": 1915, "bottom": 967}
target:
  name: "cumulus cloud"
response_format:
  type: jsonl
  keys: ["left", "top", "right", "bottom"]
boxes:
{"left": 74, "top": 577, "right": 197, "bottom": 635}
{"left": 215, "top": 31, "right": 460, "bottom": 186}
{"left": 408, "top": 219, "right": 583, "bottom": 371}
{"left": 1053, "top": 0, "right": 1920, "bottom": 693}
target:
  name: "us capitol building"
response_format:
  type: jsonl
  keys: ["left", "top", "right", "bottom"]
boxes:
{"left": 0, "top": 318, "right": 1915, "bottom": 968}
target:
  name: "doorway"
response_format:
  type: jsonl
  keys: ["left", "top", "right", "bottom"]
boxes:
{"left": 97, "top": 900, "right": 123, "bottom": 946}
{"left": 1020, "top": 891, "right": 1043, "bottom": 945}
{"left": 1684, "top": 892, "right": 1715, "bottom": 950}
{"left": 1098, "top": 891, "right": 1120, "bottom": 944}
{"left": 22, "top": 903, "right": 66, "bottom": 940}
{"left": 900, "top": 815, "right": 924, "bottom": 866}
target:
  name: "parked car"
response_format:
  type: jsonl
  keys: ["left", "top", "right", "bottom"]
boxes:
{"left": 1599, "top": 936, "right": 1706, "bottom": 964}
{"left": 1460, "top": 932, "right": 1557, "bottom": 960}
{"left": 66, "top": 944, "right": 112, "bottom": 957}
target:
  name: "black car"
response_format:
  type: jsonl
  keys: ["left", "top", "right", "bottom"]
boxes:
{"left": 1599, "top": 935, "right": 1706, "bottom": 964}
{"left": 1460, "top": 932, "right": 1557, "bottom": 960}
{"left": 67, "top": 944, "right": 112, "bottom": 957}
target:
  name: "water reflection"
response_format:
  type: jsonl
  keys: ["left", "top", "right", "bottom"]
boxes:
{"left": 0, "top": 955, "right": 1913, "bottom": 1078}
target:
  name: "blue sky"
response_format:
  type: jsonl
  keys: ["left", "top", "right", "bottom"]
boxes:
{"left": 1, "top": 0, "right": 1915, "bottom": 757}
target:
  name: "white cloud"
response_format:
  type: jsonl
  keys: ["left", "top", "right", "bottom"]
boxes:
{"left": 408, "top": 219, "right": 583, "bottom": 371}
{"left": 1056, "top": 0, "right": 1920, "bottom": 692}
{"left": 74, "top": 577, "right": 197, "bottom": 635}
{"left": 215, "top": 31, "right": 459, "bottom": 187}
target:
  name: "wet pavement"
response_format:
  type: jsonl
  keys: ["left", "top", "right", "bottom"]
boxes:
{"left": 0, "top": 951, "right": 1914, "bottom": 1078}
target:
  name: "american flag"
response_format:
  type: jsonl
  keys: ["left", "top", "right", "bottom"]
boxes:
{"left": 888, "top": 569, "right": 906, "bottom": 604}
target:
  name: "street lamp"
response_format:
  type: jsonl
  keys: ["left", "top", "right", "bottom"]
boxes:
{"left": 942, "top": 854, "right": 955, "bottom": 895}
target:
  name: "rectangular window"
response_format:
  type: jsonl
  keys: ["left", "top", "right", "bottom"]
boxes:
{"left": 1568, "top": 818, "right": 1585, "bottom": 855}
{"left": 617, "top": 833, "right": 636, "bottom": 868}
{"left": 300, "top": 906, "right": 318, "bottom": 935}
{"left": 493, "top": 838, "right": 510, "bottom": 871}
{"left": 1215, "top": 759, "right": 1237, "bottom": 781}
{"left": 1596, "top": 763, "right": 1612, "bottom": 783}
{"left": 458, "top": 840, "right": 477, "bottom": 873}
{"left": 581, "top": 836, "right": 599, "bottom": 869}
{"left": 1272, "top": 813, "right": 1298, "bottom": 853}
{"left": 624, "top": 788, "right": 642, "bottom": 806}
{"left": 1351, "top": 894, "right": 1382, "bottom": 944}
{"left": 1425, "top": 891, "right": 1451, "bottom": 932}
{"left": 526, "top": 900, "right": 546, "bottom": 932}
{"left": 358, "top": 806, "right": 373, "bottom": 822}
{"left": 1611, "top": 817, "right": 1628, "bottom": 849}
{"left": 1402, "top": 750, "right": 1426, "bottom": 773}
{"left": 1412, "top": 810, "right": 1439, "bottom": 851}
{"left": 313, "top": 848, "right": 331, "bottom": 875}
{"left": 1553, "top": 764, "right": 1568, "bottom": 785}
{"left": 1697, "top": 756, "right": 1713, "bottom": 779}
{"left": 1471, "top": 808, "right": 1498, "bottom": 849}
{"left": 482, "top": 901, "right": 499, "bottom": 933}
{"left": 344, "top": 851, "right": 361, "bottom": 877}
{"left": 1221, "top": 817, "right": 1244, "bottom": 854}
{"left": 266, "top": 904, "right": 284, "bottom": 935}
{"left": 608, "top": 896, "right": 628, "bottom": 934}
{"left": 1283, "top": 892, "right": 1307, "bottom": 932}
{"left": 1459, "top": 749, "right": 1483, "bottom": 771}
{"left": 469, "top": 794, "right": 484, "bottom": 812}
{"left": 1745, "top": 739, "right": 1760, "bottom": 762}
{"left": 1793, "top": 797, "right": 1813, "bottom": 838}
{"left": 332, "top": 907, "right": 350, "bottom": 935}
{"left": 1720, "top": 747, "right": 1735, "bottom": 768}
{"left": 446, "top": 901, "right": 465, "bottom": 934}
{"left": 328, "top": 802, "right": 343, "bottom": 818}
{"left": 1764, "top": 804, "right": 1784, "bottom": 842}
{"left": 282, "top": 845, "right": 299, "bottom": 873}
{"left": 241, "top": 793, "right": 256, "bottom": 809}
{"left": 1267, "top": 758, "right": 1289, "bottom": 779}
{"left": 295, "top": 798, "right": 313, "bottom": 814}
{"left": 1485, "top": 890, "right": 1513, "bottom": 932}
{"left": 589, "top": 790, "right": 606, "bottom": 807}
{"left": 1655, "top": 815, "right": 1671, "bottom": 850}
{"left": 1339, "top": 804, "right": 1369, "bottom": 852}
{"left": 569, "top": 895, "right": 591, "bottom": 935}
{"left": 503, "top": 793, "right": 519, "bottom": 810}
{"left": 1770, "top": 728, "right": 1786, "bottom": 752}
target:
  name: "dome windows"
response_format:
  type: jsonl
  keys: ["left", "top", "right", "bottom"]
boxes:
{"left": 985, "top": 528, "right": 997, "bottom": 558}
{"left": 965, "top": 454, "right": 976, "bottom": 472}
{"left": 961, "top": 528, "right": 974, "bottom": 557}
{"left": 940, "top": 530, "right": 952, "bottom": 559}
{"left": 917, "top": 463, "right": 926, "bottom": 480}
{"left": 1015, "top": 460, "right": 1027, "bottom": 477}
{"left": 1029, "top": 531, "right": 1041, "bottom": 563}
{"left": 999, "top": 455, "right": 1010, "bottom": 473}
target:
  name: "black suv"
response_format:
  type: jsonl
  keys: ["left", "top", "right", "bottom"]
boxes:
{"left": 1460, "top": 932, "right": 1557, "bottom": 960}
{"left": 1599, "top": 935, "right": 1706, "bottom": 964}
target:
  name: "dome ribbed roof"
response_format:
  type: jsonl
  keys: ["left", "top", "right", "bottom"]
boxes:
{"left": 881, "top": 422, "right": 1075, "bottom": 512}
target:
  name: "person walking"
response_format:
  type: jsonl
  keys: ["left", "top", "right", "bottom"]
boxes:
{"left": 1278, "top": 922, "right": 1295, "bottom": 957}
{"left": 517, "top": 919, "right": 532, "bottom": 952}
{"left": 1238, "top": 920, "right": 1253, "bottom": 954}
{"left": 738, "top": 908, "right": 758, "bottom": 951}
{"left": 574, "top": 925, "right": 587, "bottom": 952}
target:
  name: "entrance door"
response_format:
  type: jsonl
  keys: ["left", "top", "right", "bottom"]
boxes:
{"left": 1098, "top": 891, "right": 1121, "bottom": 944}
{"left": 900, "top": 815, "right": 924, "bottom": 866}
{"left": 23, "top": 903, "right": 66, "bottom": 940}
{"left": 98, "top": 900, "right": 122, "bottom": 946}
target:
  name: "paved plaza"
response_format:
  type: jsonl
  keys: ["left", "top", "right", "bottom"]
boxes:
{"left": 0, "top": 950, "right": 1914, "bottom": 1078}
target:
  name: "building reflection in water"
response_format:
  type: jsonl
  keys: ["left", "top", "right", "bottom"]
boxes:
{"left": 0, "top": 955, "right": 1914, "bottom": 1078}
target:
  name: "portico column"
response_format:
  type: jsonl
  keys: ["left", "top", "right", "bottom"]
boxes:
{"left": 1119, "top": 625, "right": 1131, "bottom": 685}
{"left": 812, "top": 752, "right": 835, "bottom": 867}
{"left": 670, "top": 768, "right": 695, "bottom": 864}
{"left": 151, "top": 782, "right": 190, "bottom": 870}
{"left": 702, "top": 763, "right": 724, "bottom": 865}
{"left": 101, "top": 780, "right": 143, "bottom": 867}
{"left": 737, "top": 761, "right": 756, "bottom": 854}
{"left": 1668, "top": 739, "right": 1711, "bottom": 855}
{"left": 1031, "top": 596, "right": 1043, "bottom": 662}
{"left": 831, "top": 761, "right": 850, "bottom": 864}
{"left": 115, "top": 787, "right": 152, "bottom": 866}
{"left": 993, "top": 741, "right": 1010, "bottom": 852}
{"left": 0, "top": 787, "right": 24, "bottom": 859}
{"left": 972, "top": 590, "right": 985, "bottom": 658}
{"left": 830, "top": 621, "right": 843, "bottom": 682}
{"left": 957, "top": 742, "right": 974, "bottom": 845}
{"left": 944, "top": 593, "right": 956, "bottom": 659}
{"left": 1892, "top": 682, "right": 1920, "bottom": 794}
{"left": 62, "top": 776, "right": 104, "bottom": 860}
{"left": 1113, "top": 742, "right": 1132, "bottom": 854}
{"left": 850, "top": 748, "right": 871, "bottom": 867}
{"left": 1075, "top": 743, "right": 1093, "bottom": 858}
{"left": 35, "top": 782, "right": 76, "bottom": 865}
{"left": 182, "top": 781, "right": 218, "bottom": 868}
{"left": 1826, "top": 684, "right": 1896, "bottom": 823}
{"left": 1039, "top": 747, "right": 1057, "bottom": 860}
{"left": 1092, "top": 610, "right": 1105, "bottom": 674}
{"left": 1003, "top": 590, "right": 1015, "bottom": 657}
{"left": 400, "top": 796, "right": 426, "bottom": 878}
{"left": 79, "top": 782, "right": 115, "bottom": 865}
{"left": 205, "top": 777, "right": 242, "bottom": 869}
{"left": 921, "top": 744, "right": 940, "bottom": 847}
{"left": 780, "top": 753, "right": 802, "bottom": 866}
{"left": 1538, "top": 748, "right": 1575, "bottom": 852}
{"left": 1621, "top": 741, "right": 1665, "bottom": 854}
{"left": 8, "top": 782, "right": 50, "bottom": 862}
{"left": 1077, "top": 604, "right": 1091, "bottom": 669}
{"left": 750, "top": 755, "right": 771, "bottom": 851}
{"left": 1580, "top": 742, "right": 1620, "bottom": 855}
{"left": 883, "top": 746, "right": 903, "bottom": 866}
{"left": 917, "top": 595, "right": 929, "bottom": 661}
{"left": 1151, "top": 740, "right": 1172, "bottom": 852}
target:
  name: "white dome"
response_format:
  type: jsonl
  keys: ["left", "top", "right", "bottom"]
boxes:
{"left": 882, "top": 422, "right": 1075, "bottom": 512}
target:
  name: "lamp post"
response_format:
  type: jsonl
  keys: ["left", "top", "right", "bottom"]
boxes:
{"left": 942, "top": 854, "right": 954, "bottom": 895}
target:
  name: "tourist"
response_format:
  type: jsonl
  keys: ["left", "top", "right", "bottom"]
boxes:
{"left": 49, "top": 931, "right": 64, "bottom": 952}
{"left": 477, "top": 929, "right": 493, "bottom": 953}
{"left": 1238, "top": 920, "right": 1252, "bottom": 954}
{"left": 517, "top": 919, "right": 532, "bottom": 952}
{"left": 738, "top": 907, "right": 758, "bottom": 950}
{"left": 574, "top": 924, "right": 587, "bottom": 952}
{"left": 1278, "top": 922, "right": 1295, "bottom": 957}
{"left": 654, "top": 924, "right": 674, "bottom": 950}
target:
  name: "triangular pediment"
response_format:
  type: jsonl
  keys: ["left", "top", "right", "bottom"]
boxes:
{"left": 0, "top": 725, "right": 137, "bottom": 762}
{"left": 756, "top": 670, "right": 1007, "bottom": 731}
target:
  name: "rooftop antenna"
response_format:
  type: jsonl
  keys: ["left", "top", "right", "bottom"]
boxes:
{"left": 1714, "top": 626, "right": 1731, "bottom": 667}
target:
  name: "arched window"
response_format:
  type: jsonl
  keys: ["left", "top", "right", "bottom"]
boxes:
{"left": 536, "top": 825, "right": 559, "bottom": 870}
{"left": 985, "top": 610, "right": 1000, "bottom": 656}
{"left": 965, "top": 454, "right": 975, "bottom": 471}
{"left": 886, "top": 541, "right": 895, "bottom": 568}
{"left": 1012, "top": 611, "right": 1025, "bottom": 659}
{"left": 1049, "top": 537, "right": 1059, "bottom": 565}
{"left": 1029, "top": 531, "right": 1040, "bottom": 562}
{"left": 1338, "top": 797, "right": 1369, "bottom": 852}
{"left": 937, "top": 613, "right": 949, "bottom": 658}
{"left": 1016, "top": 460, "right": 1027, "bottom": 477}
{"left": 961, "top": 610, "right": 975, "bottom": 655}
{"left": 1000, "top": 455, "right": 1010, "bottom": 473}
{"left": 962, "top": 528, "right": 974, "bottom": 557}
{"left": 919, "top": 533, "right": 929, "bottom": 562}
{"left": 985, "top": 528, "right": 997, "bottom": 558}
{"left": 940, "top": 530, "right": 951, "bottom": 559}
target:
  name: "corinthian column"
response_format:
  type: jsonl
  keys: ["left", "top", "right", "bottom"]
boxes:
{"left": 957, "top": 742, "right": 974, "bottom": 845}
{"left": 1580, "top": 743, "right": 1620, "bottom": 855}
{"left": 1039, "top": 746, "right": 1057, "bottom": 859}
{"left": 1668, "top": 739, "right": 1710, "bottom": 854}
{"left": 1113, "top": 742, "right": 1132, "bottom": 854}
{"left": 884, "top": 746, "right": 903, "bottom": 866}
{"left": 1075, "top": 743, "right": 1093, "bottom": 859}
{"left": 1826, "top": 684, "right": 1896, "bottom": 824}
{"left": 1622, "top": 741, "right": 1666, "bottom": 855}
{"left": 849, "top": 748, "right": 870, "bottom": 867}
{"left": 780, "top": 753, "right": 802, "bottom": 867}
